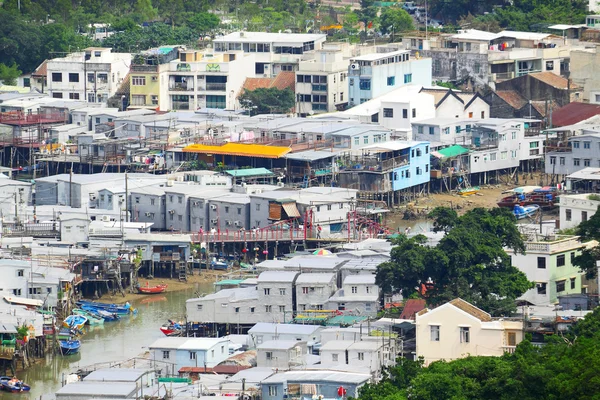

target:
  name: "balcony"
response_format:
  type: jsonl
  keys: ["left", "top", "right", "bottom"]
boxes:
{"left": 172, "top": 101, "right": 190, "bottom": 110}
{"left": 524, "top": 236, "right": 582, "bottom": 253}
{"left": 154, "top": 252, "right": 181, "bottom": 262}
{"left": 491, "top": 72, "right": 515, "bottom": 81}
{"left": 205, "top": 83, "right": 227, "bottom": 91}
{"left": 131, "top": 65, "right": 158, "bottom": 73}
{"left": 169, "top": 83, "right": 195, "bottom": 91}
{"left": 502, "top": 346, "right": 516, "bottom": 354}
{"left": 338, "top": 154, "right": 409, "bottom": 173}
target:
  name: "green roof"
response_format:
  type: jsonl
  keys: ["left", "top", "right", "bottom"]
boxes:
{"left": 214, "top": 279, "right": 244, "bottom": 286}
{"left": 326, "top": 315, "right": 369, "bottom": 326}
{"left": 225, "top": 168, "right": 274, "bottom": 178}
{"left": 437, "top": 145, "right": 469, "bottom": 158}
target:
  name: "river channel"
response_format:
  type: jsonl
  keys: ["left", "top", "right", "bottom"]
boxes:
{"left": 1, "top": 283, "right": 213, "bottom": 400}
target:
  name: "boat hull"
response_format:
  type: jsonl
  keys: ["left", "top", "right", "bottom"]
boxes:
{"left": 137, "top": 284, "right": 167, "bottom": 294}
{"left": 59, "top": 340, "right": 81, "bottom": 355}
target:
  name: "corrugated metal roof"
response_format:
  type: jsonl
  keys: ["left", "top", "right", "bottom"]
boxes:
{"left": 225, "top": 168, "right": 273, "bottom": 177}
{"left": 295, "top": 273, "right": 335, "bottom": 284}
{"left": 552, "top": 102, "right": 600, "bottom": 127}
{"left": 84, "top": 368, "right": 150, "bottom": 382}
{"left": 325, "top": 315, "right": 368, "bottom": 326}
{"left": 282, "top": 202, "right": 301, "bottom": 218}
{"left": 257, "top": 271, "right": 299, "bottom": 282}
{"left": 437, "top": 145, "right": 469, "bottom": 158}
{"left": 258, "top": 340, "right": 303, "bottom": 350}
{"left": 248, "top": 323, "right": 321, "bottom": 335}
{"left": 55, "top": 382, "right": 137, "bottom": 396}
{"left": 183, "top": 143, "right": 291, "bottom": 159}
{"left": 261, "top": 370, "right": 371, "bottom": 384}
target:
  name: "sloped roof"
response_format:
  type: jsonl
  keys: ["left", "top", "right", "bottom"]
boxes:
{"left": 182, "top": 143, "right": 291, "bottom": 159}
{"left": 399, "top": 299, "right": 426, "bottom": 320}
{"left": 529, "top": 72, "right": 578, "bottom": 90}
{"left": 243, "top": 77, "right": 273, "bottom": 91}
{"left": 31, "top": 60, "right": 48, "bottom": 77}
{"left": 242, "top": 71, "right": 295, "bottom": 92}
{"left": 495, "top": 90, "right": 528, "bottom": 110}
{"left": 437, "top": 145, "right": 469, "bottom": 158}
{"left": 552, "top": 102, "right": 600, "bottom": 127}
{"left": 449, "top": 298, "right": 491, "bottom": 322}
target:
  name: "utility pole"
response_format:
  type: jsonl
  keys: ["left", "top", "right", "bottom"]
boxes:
{"left": 14, "top": 192, "right": 18, "bottom": 223}
{"left": 69, "top": 169, "right": 73, "bottom": 207}
{"left": 125, "top": 172, "right": 129, "bottom": 222}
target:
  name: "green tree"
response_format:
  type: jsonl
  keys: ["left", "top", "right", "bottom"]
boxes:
{"left": 427, "top": 206, "right": 458, "bottom": 233}
{"left": 134, "top": 0, "right": 158, "bottom": 22}
{"left": 572, "top": 205, "right": 600, "bottom": 279}
{"left": 376, "top": 208, "right": 531, "bottom": 315}
{"left": 0, "top": 63, "right": 22, "bottom": 85}
{"left": 379, "top": 7, "right": 413, "bottom": 36}
{"left": 358, "top": 0, "right": 378, "bottom": 32}
{"left": 238, "top": 87, "right": 295, "bottom": 115}
{"left": 186, "top": 12, "right": 220, "bottom": 34}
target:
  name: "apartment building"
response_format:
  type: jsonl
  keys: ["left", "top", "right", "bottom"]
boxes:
{"left": 46, "top": 47, "right": 131, "bottom": 104}
{"left": 326, "top": 274, "right": 379, "bottom": 316}
{"left": 213, "top": 32, "right": 327, "bottom": 77}
{"left": 294, "top": 273, "right": 337, "bottom": 312}
{"left": 546, "top": 132, "right": 600, "bottom": 176}
{"left": 559, "top": 193, "right": 600, "bottom": 230}
{"left": 257, "top": 272, "right": 299, "bottom": 324}
{"left": 347, "top": 49, "right": 432, "bottom": 107}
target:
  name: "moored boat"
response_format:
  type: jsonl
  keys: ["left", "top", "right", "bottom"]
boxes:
{"left": 160, "top": 320, "right": 183, "bottom": 336}
{"left": 513, "top": 204, "right": 540, "bottom": 219}
{"left": 210, "top": 260, "right": 229, "bottom": 270}
{"left": 458, "top": 186, "right": 480, "bottom": 196}
{"left": 63, "top": 315, "right": 88, "bottom": 330}
{"left": 77, "top": 300, "right": 136, "bottom": 315}
{"left": 59, "top": 339, "right": 81, "bottom": 355}
{"left": 87, "top": 308, "right": 120, "bottom": 321}
{"left": 0, "top": 377, "right": 31, "bottom": 392}
{"left": 137, "top": 283, "right": 168, "bottom": 294}
{"left": 72, "top": 309, "right": 104, "bottom": 325}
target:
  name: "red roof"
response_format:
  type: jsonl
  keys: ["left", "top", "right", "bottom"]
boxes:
{"left": 495, "top": 90, "right": 527, "bottom": 110}
{"left": 399, "top": 299, "right": 426, "bottom": 320}
{"left": 552, "top": 102, "right": 600, "bottom": 127}
{"left": 242, "top": 71, "right": 295, "bottom": 93}
{"left": 178, "top": 366, "right": 214, "bottom": 373}
{"left": 31, "top": 60, "right": 47, "bottom": 77}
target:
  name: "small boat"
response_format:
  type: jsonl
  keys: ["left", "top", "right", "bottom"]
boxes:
{"left": 458, "top": 186, "right": 480, "bottom": 196}
{"left": 160, "top": 320, "right": 183, "bottom": 336}
{"left": 59, "top": 339, "right": 81, "bottom": 355}
{"left": 513, "top": 204, "right": 540, "bottom": 219}
{"left": 91, "top": 309, "right": 120, "bottom": 321}
{"left": 137, "top": 283, "right": 168, "bottom": 294}
{"left": 77, "top": 301, "right": 136, "bottom": 315}
{"left": 210, "top": 259, "right": 229, "bottom": 271}
{"left": 0, "top": 377, "right": 31, "bottom": 393}
{"left": 72, "top": 309, "right": 104, "bottom": 325}
{"left": 63, "top": 315, "right": 88, "bottom": 330}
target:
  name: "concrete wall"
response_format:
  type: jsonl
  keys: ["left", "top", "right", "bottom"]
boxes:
{"left": 560, "top": 194, "right": 600, "bottom": 230}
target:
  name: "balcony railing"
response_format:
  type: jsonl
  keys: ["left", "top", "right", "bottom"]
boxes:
{"left": 338, "top": 154, "right": 409, "bottom": 172}
{"left": 172, "top": 101, "right": 190, "bottom": 110}
{"left": 502, "top": 346, "right": 516, "bottom": 354}
{"left": 169, "top": 83, "right": 195, "bottom": 91}
{"left": 205, "top": 83, "right": 227, "bottom": 91}
{"left": 131, "top": 65, "right": 158, "bottom": 73}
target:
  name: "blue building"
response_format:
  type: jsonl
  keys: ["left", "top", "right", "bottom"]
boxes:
{"left": 347, "top": 49, "right": 432, "bottom": 108}
{"left": 149, "top": 337, "right": 230, "bottom": 374}
{"left": 261, "top": 370, "right": 371, "bottom": 400}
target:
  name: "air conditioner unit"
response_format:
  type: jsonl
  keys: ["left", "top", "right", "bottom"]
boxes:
{"left": 151, "top": 76, "right": 158, "bottom": 82}
{"left": 225, "top": 220, "right": 232, "bottom": 226}
{"left": 166, "top": 181, "right": 174, "bottom": 187}
{"left": 350, "top": 63, "right": 359, "bottom": 70}
{"left": 193, "top": 201, "right": 199, "bottom": 206}
{"left": 234, "top": 221, "right": 241, "bottom": 226}
{"left": 210, "top": 205, "right": 217, "bottom": 210}
{"left": 168, "top": 210, "right": 175, "bottom": 214}
{"left": 102, "top": 216, "right": 110, "bottom": 222}
{"left": 145, "top": 212, "right": 152, "bottom": 217}
{"left": 89, "top": 194, "right": 97, "bottom": 201}
{"left": 210, "top": 219, "right": 218, "bottom": 224}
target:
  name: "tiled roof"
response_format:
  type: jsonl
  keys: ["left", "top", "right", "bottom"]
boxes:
{"left": 399, "top": 299, "right": 426, "bottom": 320}
{"left": 419, "top": 88, "right": 450, "bottom": 105}
{"left": 449, "top": 298, "right": 491, "bottom": 322}
{"left": 529, "top": 72, "right": 578, "bottom": 90}
{"left": 32, "top": 60, "right": 48, "bottom": 77}
{"left": 530, "top": 100, "right": 559, "bottom": 117}
{"left": 495, "top": 90, "right": 528, "bottom": 110}
{"left": 552, "top": 102, "right": 600, "bottom": 127}
{"left": 242, "top": 77, "right": 273, "bottom": 92}
{"left": 242, "top": 71, "right": 295, "bottom": 92}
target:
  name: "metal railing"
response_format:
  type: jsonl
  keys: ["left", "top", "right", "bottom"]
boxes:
{"left": 205, "top": 83, "right": 227, "bottom": 91}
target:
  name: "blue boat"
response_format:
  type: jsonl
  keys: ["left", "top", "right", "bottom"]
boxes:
{"left": 63, "top": 315, "right": 88, "bottom": 330}
{"left": 77, "top": 301, "right": 136, "bottom": 315}
{"left": 513, "top": 204, "right": 540, "bottom": 220}
{"left": 0, "top": 376, "right": 31, "bottom": 393}
{"left": 59, "top": 339, "right": 81, "bottom": 355}
{"left": 210, "top": 260, "right": 229, "bottom": 270}
{"left": 87, "top": 308, "right": 120, "bottom": 321}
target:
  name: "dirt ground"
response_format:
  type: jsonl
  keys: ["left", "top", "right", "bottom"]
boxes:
{"left": 98, "top": 269, "right": 231, "bottom": 305}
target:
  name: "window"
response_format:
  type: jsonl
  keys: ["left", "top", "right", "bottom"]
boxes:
{"left": 197, "top": 304, "right": 203, "bottom": 310}
{"left": 357, "top": 352, "right": 364, "bottom": 361}
{"left": 560, "top": 157, "right": 565, "bottom": 165}
{"left": 430, "top": 325, "right": 440, "bottom": 341}
{"left": 418, "top": 125, "right": 424, "bottom": 134}
{"left": 571, "top": 252, "right": 576, "bottom": 264}
{"left": 412, "top": 108, "right": 416, "bottom": 118}
{"left": 550, "top": 156, "right": 556, "bottom": 165}
{"left": 537, "top": 257, "right": 546, "bottom": 269}
{"left": 17, "top": 269, "right": 24, "bottom": 277}
{"left": 571, "top": 277, "right": 577, "bottom": 290}
{"left": 556, "top": 280, "right": 566, "bottom": 292}
{"left": 265, "top": 305, "right": 272, "bottom": 312}
{"left": 364, "top": 136, "right": 368, "bottom": 144}
{"left": 584, "top": 141, "right": 591, "bottom": 149}
{"left": 332, "top": 353, "right": 339, "bottom": 362}
{"left": 557, "top": 254, "right": 565, "bottom": 267}
{"left": 256, "top": 204, "right": 261, "bottom": 211}
{"left": 387, "top": 76, "right": 395, "bottom": 86}
{"left": 132, "top": 76, "right": 146, "bottom": 86}
{"left": 582, "top": 211, "right": 588, "bottom": 221}
{"left": 69, "top": 93, "right": 80, "bottom": 100}
{"left": 162, "top": 351, "right": 170, "bottom": 359}
{"left": 189, "top": 351, "right": 197, "bottom": 360}
{"left": 279, "top": 305, "right": 285, "bottom": 312}
{"left": 351, "top": 286, "right": 358, "bottom": 294}
{"left": 490, "top": 153, "right": 497, "bottom": 161}
{"left": 429, "top": 126, "right": 435, "bottom": 135}
{"left": 537, "top": 282, "right": 547, "bottom": 295}
{"left": 383, "top": 108, "right": 394, "bottom": 118}
{"left": 268, "top": 386, "right": 278, "bottom": 396}
{"left": 47, "top": 287, "right": 52, "bottom": 293}
{"left": 52, "top": 92, "right": 63, "bottom": 98}
{"left": 460, "top": 327, "right": 470, "bottom": 343}
{"left": 585, "top": 159, "right": 591, "bottom": 167}
{"left": 235, "top": 307, "right": 240, "bottom": 313}
{"left": 469, "top": 112, "right": 474, "bottom": 118}
{"left": 566, "top": 209, "right": 572, "bottom": 221}
{"left": 359, "top": 79, "right": 371, "bottom": 90}
{"left": 546, "top": 60, "right": 554, "bottom": 70}
{"left": 264, "top": 288, "right": 271, "bottom": 295}
{"left": 211, "top": 350, "right": 214, "bottom": 357}
{"left": 12, "top": 289, "right": 21, "bottom": 296}
{"left": 279, "top": 288, "right": 286, "bottom": 295}
{"left": 404, "top": 74, "right": 412, "bottom": 83}
{"left": 507, "top": 332, "right": 517, "bottom": 346}
{"left": 250, "top": 307, "right": 255, "bottom": 313}
{"left": 68, "top": 73, "right": 79, "bottom": 82}
{"left": 573, "top": 141, "right": 580, "bottom": 148}
{"left": 511, "top": 132, "right": 517, "bottom": 140}
{"left": 51, "top": 72, "right": 62, "bottom": 82}
{"left": 266, "top": 351, "right": 273, "bottom": 360}
{"left": 402, "top": 109, "right": 408, "bottom": 119}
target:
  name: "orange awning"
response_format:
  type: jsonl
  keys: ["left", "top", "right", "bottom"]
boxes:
{"left": 182, "top": 143, "right": 291, "bottom": 159}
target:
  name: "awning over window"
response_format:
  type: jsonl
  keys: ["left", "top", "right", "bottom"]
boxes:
{"left": 282, "top": 202, "right": 301, "bottom": 218}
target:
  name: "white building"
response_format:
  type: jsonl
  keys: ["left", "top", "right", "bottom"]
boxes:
{"left": 347, "top": 49, "right": 432, "bottom": 108}
{"left": 319, "top": 340, "right": 390, "bottom": 377}
{"left": 248, "top": 323, "right": 323, "bottom": 348}
{"left": 415, "top": 298, "right": 523, "bottom": 365}
{"left": 257, "top": 271, "right": 299, "bottom": 324}
{"left": 256, "top": 340, "right": 307, "bottom": 369}
{"left": 559, "top": 193, "right": 600, "bottom": 230}
{"left": 546, "top": 132, "right": 600, "bottom": 176}
{"left": 186, "top": 287, "right": 260, "bottom": 325}
{"left": 295, "top": 44, "right": 351, "bottom": 116}
{"left": 46, "top": 48, "right": 131, "bottom": 104}
{"left": 327, "top": 275, "right": 379, "bottom": 316}
{"left": 213, "top": 32, "right": 327, "bottom": 77}
{"left": 148, "top": 337, "right": 230, "bottom": 374}
{"left": 294, "top": 273, "right": 337, "bottom": 312}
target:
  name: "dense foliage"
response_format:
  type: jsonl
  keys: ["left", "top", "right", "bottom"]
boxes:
{"left": 238, "top": 88, "right": 296, "bottom": 115}
{"left": 376, "top": 207, "right": 532, "bottom": 316}
{"left": 573, "top": 206, "right": 600, "bottom": 279}
{"left": 357, "top": 307, "right": 600, "bottom": 400}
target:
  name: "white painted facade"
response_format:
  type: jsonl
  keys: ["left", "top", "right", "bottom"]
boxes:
{"left": 319, "top": 340, "right": 388, "bottom": 376}
{"left": 256, "top": 341, "right": 307, "bottom": 369}
{"left": 415, "top": 299, "right": 524, "bottom": 365}
{"left": 559, "top": 193, "right": 600, "bottom": 230}
{"left": 248, "top": 323, "right": 323, "bottom": 348}
{"left": 546, "top": 132, "right": 600, "bottom": 176}
{"left": 46, "top": 48, "right": 131, "bottom": 104}
{"left": 294, "top": 273, "right": 337, "bottom": 311}
{"left": 468, "top": 119, "right": 525, "bottom": 174}
{"left": 256, "top": 272, "right": 299, "bottom": 324}
{"left": 326, "top": 275, "right": 379, "bottom": 316}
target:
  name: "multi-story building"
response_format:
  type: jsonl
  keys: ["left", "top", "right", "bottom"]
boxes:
{"left": 559, "top": 193, "right": 600, "bottom": 230}
{"left": 326, "top": 275, "right": 379, "bottom": 316}
{"left": 294, "top": 273, "right": 337, "bottom": 311}
{"left": 212, "top": 32, "right": 327, "bottom": 77}
{"left": 295, "top": 43, "right": 351, "bottom": 116}
{"left": 545, "top": 131, "right": 600, "bottom": 176}
{"left": 46, "top": 47, "right": 131, "bottom": 104}
{"left": 256, "top": 272, "right": 299, "bottom": 324}
{"left": 415, "top": 298, "right": 523, "bottom": 365}
{"left": 256, "top": 341, "right": 307, "bottom": 369}
{"left": 347, "top": 49, "right": 432, "bottom": 107}
{"left": 510, "top": 235, "right": 591, "bottom": 305}
{"left": 148, "top": 337, "right": 230, "bottom": 372}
